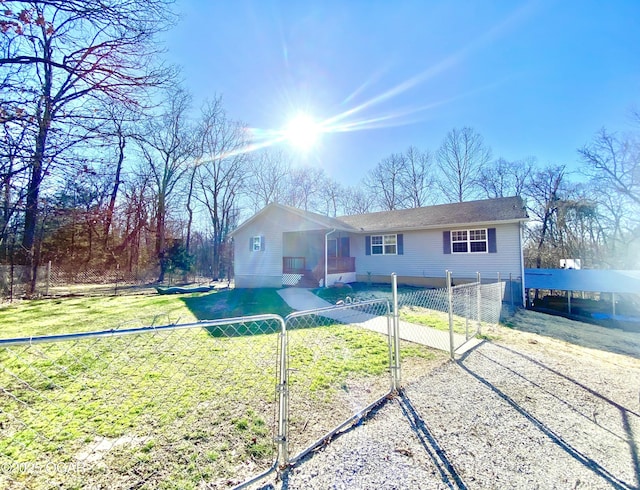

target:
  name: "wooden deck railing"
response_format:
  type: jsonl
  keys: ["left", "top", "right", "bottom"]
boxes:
{"left": 283, "top": 257, "right": 306, "bottom": 273}
{"left": 327, "top": 257, "right": 355, "bottom": 273}
{"left": 283, "top": 256, "right": 355, "bottom": 274}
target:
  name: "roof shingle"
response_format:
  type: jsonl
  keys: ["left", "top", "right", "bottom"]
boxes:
{"left": 337, "top": 196, "right": 528, "bottom": 232}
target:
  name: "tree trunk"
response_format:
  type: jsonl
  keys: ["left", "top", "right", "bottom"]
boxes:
{"left": 156, "top": 193, "right": 166, "bottom": 282}
{"left": 23, "top": 39, "right": 53, "bottom": 291}
{"left": 185, "top": 167, "right": 196, "bottom": 253}
{"left": 104, "top": 132, "right": 126, "bottom": 249}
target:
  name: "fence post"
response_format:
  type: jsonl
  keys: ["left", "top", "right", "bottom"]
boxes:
{"left": 386, "top": 303, "right": 395, "bottom": 391}
{"left": 465, "top": 285, "right": 470, "bottom": 341}
{"left": 476, "top": 272, "right": 482, "bottom": 336}
{"left": 391, "top": 273, "right": 401, "bottom": 390}
{"left": 497, "top": 272, "right": 502, "bottom": 312}
{"left": 447, "top": 270, "right": 454, "bottom": 360}
{"left": 509, "top": 273, "right": 513, "bottom": 309}
{"left": 9, "top": 257, "right": 14, "bottom": 302}
{"left": 46, "top": 261, "right": 51, "bottom": 296}
{"left": 276, "top": 317, "right": 289, "bottom": 466}
{"left": 612, "top": 292, "right": 616, "bottom": 317}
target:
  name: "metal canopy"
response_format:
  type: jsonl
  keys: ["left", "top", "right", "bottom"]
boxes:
{"left": 525, "top": 269, "right": 640, "bottom": 294}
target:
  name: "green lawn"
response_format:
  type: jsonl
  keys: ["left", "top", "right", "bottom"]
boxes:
{"left": 0, "top": 288, "right": 440, "bottom": 488}
{"left": 400, "top": 305, "right": 495, "bottom": 339}
{"left": 0, "top": 288, "right": 293, "bottom": 338}
{"left": 313, "top": 282, "right": 422, "bottom": 305}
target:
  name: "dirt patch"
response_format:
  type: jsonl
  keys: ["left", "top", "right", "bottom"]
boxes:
{"left": 75, "top": 435, "right": 152, "bottom": 463}
{"left": 502, "top": 309, "right": 640, "bottom": 359}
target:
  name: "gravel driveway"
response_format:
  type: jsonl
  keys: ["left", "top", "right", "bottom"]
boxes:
{"left": 252, "top": 313, "right": 640, "bottom": 489}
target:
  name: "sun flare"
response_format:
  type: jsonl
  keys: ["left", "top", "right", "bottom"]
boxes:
{"left": 284, "top": 113, "right": 322, "bottom": 151}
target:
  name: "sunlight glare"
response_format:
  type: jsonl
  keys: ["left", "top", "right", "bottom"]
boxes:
{"left": 284, "top": 113, "right": 321, "bottom": 151}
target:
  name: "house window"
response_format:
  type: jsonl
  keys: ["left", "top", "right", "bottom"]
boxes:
{"left": 251, "top": 236, "right": 263, "bottom": 252}
{"left": 451, "top": 229, "right": 487, "bottom": 253}
{"left": 371, "top": 234, "right": 397, "bottom": 255}
{"left": 327, "top": 238, "right": 337, "bottom": 257}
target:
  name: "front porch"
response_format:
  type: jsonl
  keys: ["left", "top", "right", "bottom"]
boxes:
{"left": 282, "top": 231, "right": 356, "bottom": 287}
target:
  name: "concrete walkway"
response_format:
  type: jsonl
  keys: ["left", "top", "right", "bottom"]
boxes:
{"left": 277, "top": 288, "right": 481, "bottom": 355}
{"left": 277, "top": 288, "right": 332, "bottom": 310}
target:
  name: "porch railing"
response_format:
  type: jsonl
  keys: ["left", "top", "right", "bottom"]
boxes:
{"left": 283, "top": 257, "right": 306, "bottom": 273}
{"left": 283, "top": 257, "right": 356, "bottom": 275}
{"left": 327, "top": 257, "right": 355, "bottom": 274}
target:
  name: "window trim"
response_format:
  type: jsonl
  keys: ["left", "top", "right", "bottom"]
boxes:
{"left": 251, "top": 235, "right": 263, "bottom": 252}
{"left": 370, "top": 233, "right": 397, "bottom": 255}
{"left": 451, "top": 228, "right": 488, "bottom": 254}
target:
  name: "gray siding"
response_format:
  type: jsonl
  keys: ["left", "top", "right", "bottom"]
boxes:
{"left": 234, "top": 274, "right": 282, "bottom": 288}
{"left": 233, "top": 206, "right": 334, "bottom": 288}
{"left": 233, "top": 207, "right": 284, "bottom": 288}
{"left": 352, "top": 223, "right": 523, "bottom": 282}
{"left": 233, "top": 204, "right": 524, "bottom": 289}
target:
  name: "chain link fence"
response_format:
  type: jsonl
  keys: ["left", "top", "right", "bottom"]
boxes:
{"left": 396, "top": 272, "right": 506, "bottom": 378}
{"left": 0, "top": 263, "right": 223, "bottom": 300}
{"left": 0, "top": 316, "right": 284, "bottom": 489}
{"left": 0, "top": 272, "right": 508, "bottom": 488}
{"left": 284, "top": 300, "right": 395, "bottom": 461}
{"left": 0, "top": 264, "right": 156, "bottom": 300}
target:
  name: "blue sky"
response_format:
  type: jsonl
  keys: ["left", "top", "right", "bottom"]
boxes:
{"left": 163, "top": 0, "right": 639, "bottom": 185}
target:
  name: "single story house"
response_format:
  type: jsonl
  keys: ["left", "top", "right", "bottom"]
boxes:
{"left": 230, "top": 196, "right": 528, "bottom": 302}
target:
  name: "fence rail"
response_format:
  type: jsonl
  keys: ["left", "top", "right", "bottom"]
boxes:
{"left": 0, "top": 316, "right": 284, "bottom": 489}
{"left": 0, "top": 272, "right": 507, "bottom": 488}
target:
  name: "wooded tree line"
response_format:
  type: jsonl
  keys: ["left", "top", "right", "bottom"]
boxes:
{"left": 251, "top": 123, "right": 639, "bottom": 272}
{"left": 1, "top": 2, "right": 638, "bottom": 294}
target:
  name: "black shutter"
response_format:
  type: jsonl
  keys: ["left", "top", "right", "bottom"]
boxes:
{"left": 340, "top": 236, "right": 350, "bottom": 257}
{"left": 365, "top": 235, "right": 371, "bottom": 255}
{"left": 397, "top": 234, "right": 404, "bottom": 255}
{"left": 249, "top": 237, "right": 253, "bottom": 251}
{"left": 443, "top": 231, "right": 451, "bottom": 254}
{"left": 260, "top": 235, "right": 265, "bottom": 251}
{"left": 488, "top": 228, "right": 497, "bottom": 253}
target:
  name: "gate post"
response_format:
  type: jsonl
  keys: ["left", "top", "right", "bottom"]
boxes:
{"left": 391, "top": 273, "right": 401, "bottom": 389}
{"left": 276, "top": 317, "right": 289, "bottom": 466}
{"left": 447, "top": 270, "right": 454, "bottom": 360}
{"left": 476, "top": 272, "right": 482, "bottom": 336}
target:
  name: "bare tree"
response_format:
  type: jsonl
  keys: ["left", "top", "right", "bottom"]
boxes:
{"left": 194, "top": 98, "right": 248, "bottom": 280}
{"left": 0, "top": 113, "right": 31, "bottom": 257}
{"left": 400, "top": 146, "right": 435, "bottom": 207}
{"left": 284, "top": 166, "right": 327, "bottom": 212}
{"left": 477, "top": 157, "right": 534, "bottom": 199}
{"left": 436, "top": 127, "right": 491, "bottom": 202}
{"left": 523, "top": 165, "right": 567, "bottom": 270}
{"left": 99, "top": 105, "right": 142, "bottom": 250}
{"left": 137, "top": 88, "right": 195, "bottom": 282}
{"left": 579, "top": 128, "right": 639, "bottom": 207}
{"left": 553, "top": 189, "right": 604, "bottom": 268}
{"left": 246, "top": 149, "right": 291, "bottom": 212}
{"left": 579, "top": 125, "right": 640, "bottom": 268}
{"left": 0, "top": 0, "right": 177, "bottom": 288}
{"left": 322, "top": 178, "right": 343, "bottom": 217}
{"left": 363, "top": 146, "right": 436, "bottom": 211}
{"left": 364, "top": 152, "right": 407, "bottom": 211}
{"left": 113, "top": 172, "right": 153, "bottom": 275}
{"left": 338, "top": 185, "right": 375, "bottom": 215}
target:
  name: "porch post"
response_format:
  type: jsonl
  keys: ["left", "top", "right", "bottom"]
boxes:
{"left": 324, "top": 229, "right": 336, "bottom": 288}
